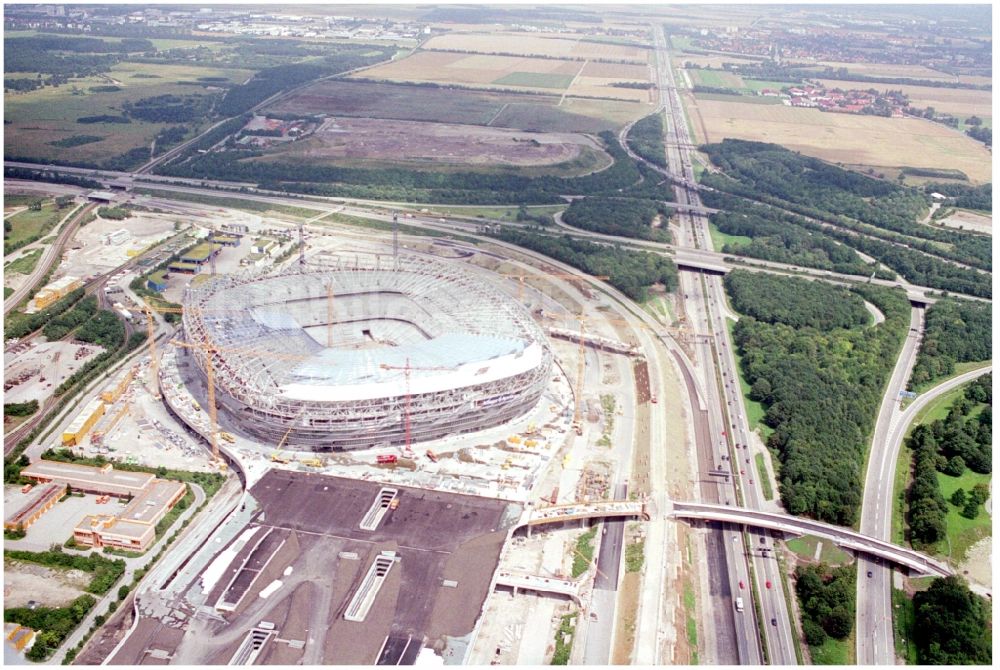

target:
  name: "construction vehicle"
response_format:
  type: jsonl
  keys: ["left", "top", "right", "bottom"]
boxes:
{"left": 220, "top": 431, "right": 236, "bottom": 443}
{"left": 300, "top": 457, "right": 324, "bottom": 468}
{"left": 389, "top": 498, "right": 400, "bottom": 511}
{"left": 508, "top": 435, "right": 523, "bottom": 444}
{"left": 425, "top": 449, "right": 438, "bottom": 463}
{"left": 651, "top": 396, "right": 658, "bottom": 404}
{"left": 524, "top": 439, "right": 538, "bottom": 448}
{"left": 191, "top": 399, "right": 202, "bottom": 412}
{"left": 270, "top": 451, "right": 291, "bottom": 464}
{"left": 20, "top": 484, "right": 32, "bottom": 494}
{"left": 376, "top": 454, "right": 398, "bottom": 465}
{"left": 525, "top": 422, "right": 539, "bottom": 435}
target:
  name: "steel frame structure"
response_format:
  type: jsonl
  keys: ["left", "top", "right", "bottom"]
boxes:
{"left": 181, "top": 254, "right": 553, "bottom": 451}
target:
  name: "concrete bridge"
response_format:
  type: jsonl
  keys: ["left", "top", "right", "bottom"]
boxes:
{"left": 493, "top": 570, "right": 583, "bottom": 605}
{"left": 669, "top": 501, "right": 953, "bottom": 578}
{"left": 518, "top": 501, "right": 649, "bottom": 530}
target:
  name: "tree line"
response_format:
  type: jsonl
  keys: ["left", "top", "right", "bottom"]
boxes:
{"left": 493, "top": 229, "right": 677, "bottom": 301}
{"left": 704, "top": 194, "right": 879, "bottom": 277}
{"left": 723, "top": 271, "right": 871, "bottom": 330}
{"left": 924, "top": 182, "right": 992, "bottom": 213}
{"left": 909, "top": 299, "right": 991, "bottom": 389}
{"left": 160, "top": 130, "right": 653, "bottom": 206}
{"left": 731, "top": 282, "right": 911, "bottom": 524}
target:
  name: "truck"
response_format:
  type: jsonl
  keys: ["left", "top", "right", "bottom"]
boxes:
{"left": 425, "top": 449, "right": 438, "bottom": 462}
{"left": 735, "top": 597, "right": 744, "bottom": 613}
{"left": 376, "top": 454, "right": 398, "bottom": 465}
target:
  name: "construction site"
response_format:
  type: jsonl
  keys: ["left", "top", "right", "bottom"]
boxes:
{"left": 5, "top": 198, "right": 666, "bottom": 666}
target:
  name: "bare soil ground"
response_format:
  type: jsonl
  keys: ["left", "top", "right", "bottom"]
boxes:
{"left": 4, "top": 559, "right": 90, "bottom": 608}
{"left": 940, "top": 209, "right": 991, "bottom": 235}
{"left": 959, "top": 537, "right": 991, "bottom": 589}
{"left": 258, "top": 117, "right": 608, "bottom": 172}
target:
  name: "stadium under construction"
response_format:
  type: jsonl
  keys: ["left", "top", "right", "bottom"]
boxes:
{"left": 180, "top": 253, "right": 554, "bottom": 451}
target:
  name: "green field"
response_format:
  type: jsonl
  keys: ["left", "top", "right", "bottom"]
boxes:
{"left": 708, "top": 222, "right": 751, "bottom": 250}
{"left": 754, "top": 453, "right": 773, "bottom": 500}
{"left": 892, "top": 588, "right": 919, "bottom": 664}
{"left": 809, "top": 630, "right": 854, "bottom": 665}
{"left": 741, "top": 79, "right": 793, "bottom": 92}
{"left": 689, "top": 68, "right": 744, "bottom": 89}
{"left": 5, "top": 60, "right": 252, "bottom": 165}
{"left": 935, "top": 468, "right": 991, "bottom": 562}
{"left": 5, "top": 249, "right": 43, "bottom": 275}
{"left": 493, "top": 72, "right": 575, "bottom": 89}
{"left": 785, "top": 534, "right": 853, "bottom": 565}
{"left": 4, "top": 201, "right": 63, "bottom": 252}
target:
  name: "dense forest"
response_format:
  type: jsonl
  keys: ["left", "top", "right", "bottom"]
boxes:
{"left": 906, "top": 375, "right": 991, "bottom": 546}
{"left": 700, "top": 140, "right": 992, "bottom": 275}
{"left": 913, "top": 576, "right": 992, "bottom": 664}
{"left": 705, "top": 194, "right": 877, "bottom": 276}
{"left": 701, "top": 185, "right": 991, "bottom": 298}
{"left": 625, "top": 113, "right": 667, "bottom": 168}
{"left": 561, "top": 197, "right": 671, "bottom": 242}
{"left": 723, "top": 271, "right": 870, "bottom": 330}
{"left": 909, "top": 299, "right": 991, "bottom": 389}
{"left": 794, "top": 563, "right": 856, "bottom": 648}
{"left": 493, "top": 230, "right": 677, "bottom": 301}
{"left": 730, "top": 282, "right": 910, "bottom": 524}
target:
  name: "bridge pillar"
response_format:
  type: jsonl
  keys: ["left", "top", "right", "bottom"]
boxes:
{"left": 527, "top": 525, "right": 532, "bottom": 539}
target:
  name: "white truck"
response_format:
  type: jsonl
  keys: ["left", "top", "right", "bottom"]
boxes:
{"left": 735, "top": 597, "right": 745, "bottom": 613}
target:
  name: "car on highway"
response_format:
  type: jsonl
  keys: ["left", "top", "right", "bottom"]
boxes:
{"left": 740, "top": 469, "right": 745, "bottom": 475}
{"left": 738, "top": 580, "right": 744, "bottom": 589}
{"left": 771, "top": 618, "right": 777, "bottom": 626}
{"left": 867, "top": 570, "right": 873, "bottom": 578}
{"left": 765, "top": 580, "right": 772, "bottom": 589}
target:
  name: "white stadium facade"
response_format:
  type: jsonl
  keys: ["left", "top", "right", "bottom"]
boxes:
{"left": 181, "top": 254, "right": 553, "bottom": 451}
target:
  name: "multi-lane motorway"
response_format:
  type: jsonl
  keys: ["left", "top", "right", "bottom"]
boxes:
{"left": 652, "top": 26, "right": 799, "bottom": 665}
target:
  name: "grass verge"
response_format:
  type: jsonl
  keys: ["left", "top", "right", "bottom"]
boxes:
{"left": 754, "top": 453, "right": 773, "bottom": 500}
{"left": 891, "top": 588, "right": 918, "bottom": 664}
{"left": 571, "top": 526, "right": 598, "bottom": 578}
{"left": 550, "top": 613, "right": 577, "bottom": 664}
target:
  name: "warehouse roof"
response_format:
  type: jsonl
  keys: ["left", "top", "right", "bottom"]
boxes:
{"left": 22, "top": 460, "right": 154, "bottom": 496}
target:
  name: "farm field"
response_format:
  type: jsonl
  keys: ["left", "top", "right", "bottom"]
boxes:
{"left": 254, "top": 117, "right": 612, "bottom": 175}
{"left": 267, "top": 79, "right": 649, "bottom": 132}
{"left": 422, "top": 32, "right": 650, "bottom": 63}
{"left": 692, "top": 98, "right": 992, "bottom": 183}
{"left": 4, "top": 200, "right": 62, "bottom": 250}
{"left": 351, "top": 50, "right": 654, "bottom": 101}
{"left": 815, "top": 79, "right": 991, "bottom": 117}
{"left": 4, "top": 61, "right": 253, "bottom": 165}
{"left": 799, "top": 60, "right": 958, "bottom": 80}
{"left": 676, "top": 53, "right": 766, "bottom": 69}
{"left": 688, "top": 67, "right": 744, "bottom": 88}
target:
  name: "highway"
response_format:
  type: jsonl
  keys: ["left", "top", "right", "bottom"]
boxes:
{"left": 6, "top": 162, "right": 983, "bottom": 306}
{"left": 857, "top": 348, "right": 993, "bottom": 665}
{"left": 652, "top": 25, "right": 798, "bottom": 665}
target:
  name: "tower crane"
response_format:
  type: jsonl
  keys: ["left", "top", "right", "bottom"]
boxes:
{"left": 378, "top": 359, "right": 457, "bottom": 456}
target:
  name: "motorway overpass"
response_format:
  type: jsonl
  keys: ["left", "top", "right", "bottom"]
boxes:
{"left": 669, "top": 501, "right": 953, "bottom": 578}
{"left": 494, "top": 570, "right": 583, "bottom": 605}
{"left": 517, "top": 501, "right": 649, "bottom": 530}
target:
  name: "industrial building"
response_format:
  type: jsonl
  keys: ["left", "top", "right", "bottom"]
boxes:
{"left": 32, "top": 275, "right": 83, "bottom": 310}
{"left": 181, "top": 254, "right": 553, "bottom": 451}
{"left": 103, "top": 228, "right": 131, "bottom": 246}
{"left": 4, "top": 483, "right": 66, "bottom": 531}
{"left": 100, "top": 365, "right": 136, "bottom": 404}
{"left": 61, "top": 397, "right": 106, "bottom": 446}
{"left": 21, "top": 460, "right": 187, "bottom": 552}
{"left": 147, "top": 271, "right": 169, "bottom": 292}
{"left": 74, "top": 479, "right": 186, "bottom": 551}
